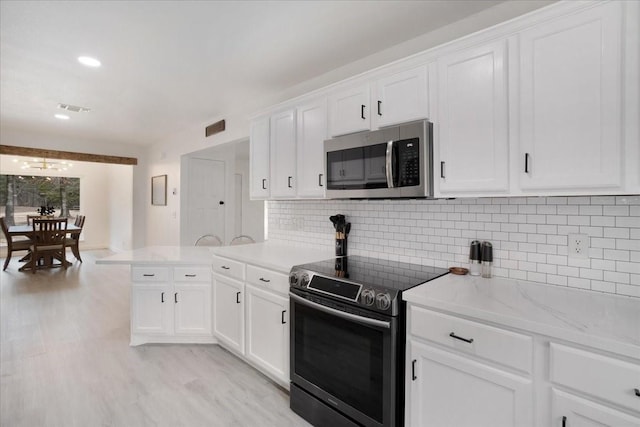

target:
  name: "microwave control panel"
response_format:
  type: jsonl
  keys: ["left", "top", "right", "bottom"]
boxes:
{"left": 397, "top": 138, "right": 420, "bottom": 187}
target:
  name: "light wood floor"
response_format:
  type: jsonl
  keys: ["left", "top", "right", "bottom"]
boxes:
{"left": 1, "top": 250, "right": 311, "bottom": 427}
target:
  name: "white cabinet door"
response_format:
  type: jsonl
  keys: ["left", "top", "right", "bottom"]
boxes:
{"left": 436, "top": 39, "right": 509, "bottom": 195}
{"left": 213, "top": 274, "right": 244, "bottom": 354}
{"left": 245, "top": 284, "right": 289, "bottom": 384}
{"left": 174, "top": 283, "right": 212, "bottom": 336}
{"left": 250, "top": 116, "right": 270, "bottom": 199}
{"left": 407, "top": 340, "right": 532, "bottom": 427}
{"left": 375, "top": 66, "right": 428, "bottom": 128}
{"left": 552, "top": 389, "right": 640, "bottom": 427}
{"left": 270, "top": 109, "right": 297, "bottom": 198}
{"left": 328, "top": 83, "right": 370, "bottom": 137}
{"left": 518, "top": 1, "right": 622, "bottom": 192}
{"left": 296, "top": 98, "right": 327, "bottom": 198}
{"left": 131, "top": 285, "right": 171, "bottom": 335}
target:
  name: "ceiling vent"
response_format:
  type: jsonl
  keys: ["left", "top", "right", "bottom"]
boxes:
{"left": 57, "top": 103, "right": 91, "bottom": 113}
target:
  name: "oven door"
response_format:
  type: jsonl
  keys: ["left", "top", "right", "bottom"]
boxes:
{"left": 289, "top": 290, "right": 398, "bottom": 427}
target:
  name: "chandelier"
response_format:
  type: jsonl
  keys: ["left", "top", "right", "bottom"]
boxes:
{"left": 20, "top": 158, "right": 73, "bottom": 171}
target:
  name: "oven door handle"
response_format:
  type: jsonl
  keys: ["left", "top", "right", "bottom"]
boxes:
{"left": 289, "top": 293, "right": 391, "bottom": 329}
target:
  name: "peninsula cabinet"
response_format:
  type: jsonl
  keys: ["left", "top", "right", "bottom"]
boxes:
{"left": 517, "top": 1, "right": 623, "bottom": 194}
{"left": 434, "top": 39, "right": 509, "bottom": 196}
{"left": 249, "top": 116, "right": 270, "bottom": 199}
{"left": 296, "top": 97, "right": 327, "bottom": 198}
{"left": 270, "top": 109, "right": 297, "bottom": 198}
{"left": 212, "top": 273, "right": 245, "bottom": 355}
{"left": 130, "top": 265, "right": 213, "bottom": 346}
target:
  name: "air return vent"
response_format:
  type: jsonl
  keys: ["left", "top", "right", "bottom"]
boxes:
{"left": 57, "top": 103, "right": 91, "bottom": 113}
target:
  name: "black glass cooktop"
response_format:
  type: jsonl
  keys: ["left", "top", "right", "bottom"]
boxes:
{"left": 296, "top": 255, "right": 449, "bottom": 292}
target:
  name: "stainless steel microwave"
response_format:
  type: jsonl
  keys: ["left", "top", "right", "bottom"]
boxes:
{"left": 324, "top": 120, "right": 433, "bottom": 199}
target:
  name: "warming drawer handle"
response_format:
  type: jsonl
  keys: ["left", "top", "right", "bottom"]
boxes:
{"left": 449, "top": 332, "right": 474, "bottom": 344}
{"left": 289, "top": 292, "right": 390, "bottom": 329}
{"left": 259, "top": 277, "right": 271, "bottom": 283}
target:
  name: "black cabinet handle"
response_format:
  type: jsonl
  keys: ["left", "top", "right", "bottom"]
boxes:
{"left": 449, "top": 332, "right": 474, "bottom": 344}
{"left": 411, "top": 359, "right": 417, "bottom": 381}
{"left": 236, "top": 291, "right": 241, "bottom": 304}
{"left": 377, "top": 100, "right": 382, "bottom": 116}
{"left": 361, "top": 104, "right": 366, "bottom": 120}
{"left": 635, "top": 388, "right": 640, "bottom": 397}
{"left": 221, "top": 266, "right": 230, "bottom": 270}
{"left": 259, "top": 277, "right": 271, "bottom": 283}
{"left": 440, "top": 161, "right": 445, "bottom": 179}
{"left": 262, "top": 178, "right": 267, "bottom": 190}
{"left": 281, "top": 310, "right": 287, "bottom": 324}
{"left": 318, "top": 173, "right": 323, "bottom": 187}
{"left": 185, "top": 274, "right": 196, "bottom": 277}
{"left": 562, "top": 415, "right": 566, "bottom": 427}
{"left": 288, "top": 176, "right": 293, "bottom": 188}
{"left": 161, "top": 292, "right": 165, "bottom": 303}
{"left": 525, "top": 153, "right": 530, "bottom": 173}
{"left": 174, "top": 292, "right": 178, "bottom": 303}
{"left": 143, "top": 274, "right": 155, "bottom": 277}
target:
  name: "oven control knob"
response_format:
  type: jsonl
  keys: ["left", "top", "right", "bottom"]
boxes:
{"left": 300, "top": 273, "right": 310, "bottom": 287}
{"left": 289, "top": 273, "right": 298, "bottom": 286}
{"left": 361, "top": 288, "right": 375, "bottom": 306}
{"left": 375, "top": 292, "right": 392, "bottom": 310}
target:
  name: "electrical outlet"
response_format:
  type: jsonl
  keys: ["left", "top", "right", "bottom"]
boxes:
{"left": 568, "top": 233, "right": 589, "bottom": 259}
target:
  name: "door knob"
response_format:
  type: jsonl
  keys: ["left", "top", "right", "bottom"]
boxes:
{"left": 219, "top": 201, "right": 224, "bottom": 205}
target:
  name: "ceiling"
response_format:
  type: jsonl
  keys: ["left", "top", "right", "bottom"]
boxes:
{"left": 1, "top": 0, "right": 508, "bottom": 146}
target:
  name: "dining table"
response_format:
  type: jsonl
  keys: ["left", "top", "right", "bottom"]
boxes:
{"left": 7, "top": 223, "right": 83, "bottom": 271}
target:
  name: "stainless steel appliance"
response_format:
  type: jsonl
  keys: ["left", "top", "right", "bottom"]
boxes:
{"left": 324, "top": 120, "right": 433, "bottom": 199}
{"left": 289, "top": 256, "right": 448, "bottom": 427}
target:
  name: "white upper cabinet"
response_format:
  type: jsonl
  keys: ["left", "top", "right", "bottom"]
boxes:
{"left": 328, "top": 83, "right": 370, "bottom": 137}
{"left": 270, "top": 109, "right": 297, "bottom": 198}
{"left": 374, "top": 66, "right": 429, "bottom": 129}
{"left": 435, "top": 40, "right": 509, "bottom": 196}
{"left": 518, "top": 1, "right": 623, "bottom": 193}
{"left": 249, "top": 117, "right": 270, "bottom": 199}
{"left": 296, "top": 98, "right": 328, "bottom": 198}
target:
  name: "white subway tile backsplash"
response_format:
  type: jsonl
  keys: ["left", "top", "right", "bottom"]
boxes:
{"left": 268, "top": 195, "right": 639, "bottom": 298}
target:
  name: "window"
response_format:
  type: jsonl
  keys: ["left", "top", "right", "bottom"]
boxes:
{"left": 0, "top": 175, "right": 80, "bottom": 225}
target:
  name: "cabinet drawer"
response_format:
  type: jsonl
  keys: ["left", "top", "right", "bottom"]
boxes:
{"left": 173, "top": 266, "right": 211, "bottom": 282}
{"left": 550, "top": 343, "right": 640, "bottom": 413}
{"left": 212, "top": 256, "right": 245, "bottom": 281}
{"left": 409, "top": 306, "right": 532, "bottom": 374}
{"left": 131, "top": 266, "right": 169, "bottom": 282}
{"left": 246, "top": 265, "right": 289, "bottom": 296}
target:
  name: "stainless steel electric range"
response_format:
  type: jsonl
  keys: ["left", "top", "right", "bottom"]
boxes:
{"left": 288, "top": 256, "right": 449, "bottom": 427}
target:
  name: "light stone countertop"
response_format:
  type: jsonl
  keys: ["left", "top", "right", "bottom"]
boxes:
{"left": 96, "top": 246, "right": 215, "bottom": 265}
{"left": 403, "top": 273, "right": 640, "bottom": 359}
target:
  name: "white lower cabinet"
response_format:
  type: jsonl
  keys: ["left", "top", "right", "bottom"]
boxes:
{"left": 212, "top": 273, "right": 245, "bottom": 355}
{"left": 552, "top": 389, "right": 640, "bottom": 427}
{"left": 130, "top": 265, "right": 213, "bottom": 345}
{"left": 245, "top": 284, "right": 289, "bottom": 385}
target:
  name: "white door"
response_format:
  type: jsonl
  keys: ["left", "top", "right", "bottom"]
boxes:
{"left": 552, "top": 389, "right": 640, "bottom": 427}
{"left": 186, "top": 157, "right": 225, "bottom": 245}
{"left": 297, "top": 98, "right": 328, "bottom": 198}
{"left": 270, "top": 109, "right": 297, "bottom": 198}
{"left": 407, "top": 340, "right": 533, "bottom": 427}
{"left": 518, "top": 1, "right": 622, "bottom": 192}
{"left": 174, "top": 283, "right": 212, "bottom": 336}
{"left": 212, "top": 275, "right": 244, "bottom": 354}
{"left": 328, "top": 83, "right": 370, "bottom": 137}
{"left": 436, "top": 39, "right": 509, "bottom": 195}
{"left": 375, "top": 66, "right": 428, "bottom": 128}
{"left": 250, "top": 116, "right": 270, "bottom": 199}
{"left": 245, "top": 285, "right": 288, "bottom": 383}
{"left": 131, "top": 285, "right": 171, "bottom": 335}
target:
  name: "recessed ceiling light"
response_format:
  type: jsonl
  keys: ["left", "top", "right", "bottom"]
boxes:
{"left": 78, "top": 56, "right": 101, "bottom": 67}
{"left": 54, "top": 114, "right": 70, "bottom": 120}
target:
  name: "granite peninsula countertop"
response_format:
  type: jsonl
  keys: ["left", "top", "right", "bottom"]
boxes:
{"left": 403, "top": 273, "right": 640, "bottom": 359}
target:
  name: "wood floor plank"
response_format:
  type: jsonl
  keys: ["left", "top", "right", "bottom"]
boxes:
{"left": 1, "top": 250, "right": 311, "bottom": 426}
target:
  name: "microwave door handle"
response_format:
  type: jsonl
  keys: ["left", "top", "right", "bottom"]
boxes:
{"left": 385, "top": 140, "right": 395, "bottom": 188}
{"left": 289, "top": 292, "right": 391, "bottom": 329}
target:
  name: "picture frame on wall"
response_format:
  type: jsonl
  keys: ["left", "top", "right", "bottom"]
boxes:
{"left": 151, "top": 174, "right": 167, "bottom": 206}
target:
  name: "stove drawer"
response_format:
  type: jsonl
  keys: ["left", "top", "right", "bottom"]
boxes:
{"left": 409, "top": 306, "right": 532, "bottom": 374}
{"left": 246, "top": 265, "right": 288, "bottom": 296}
{"left": 212, "top": 256, "right": 245, "bottom": 281}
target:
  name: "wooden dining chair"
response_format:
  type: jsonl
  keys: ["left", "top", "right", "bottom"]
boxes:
{"left": 1, "top": 217, "right": 33, "bottom": 271}
{"left": 67, "top": 215, "right": 85, "bottom": 262}
{"left": 24, "top": 218, "right": 69, "bottom": 273}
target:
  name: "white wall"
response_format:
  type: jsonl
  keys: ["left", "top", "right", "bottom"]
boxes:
{"left": 107, "top": 164, "right": 133, "bottom": 251}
